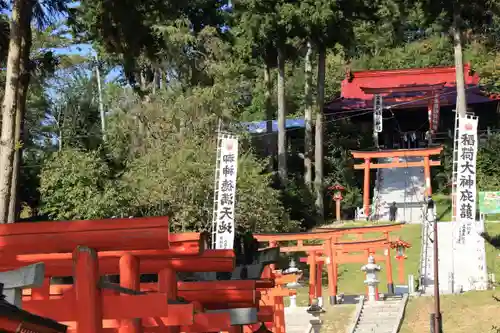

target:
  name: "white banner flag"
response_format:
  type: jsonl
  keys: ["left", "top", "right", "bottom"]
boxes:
{"left": 455, "top": 115, "right": 478, "bottom": 244}
{"left": 215, "top": 137, "right": 238, "bottom": 249}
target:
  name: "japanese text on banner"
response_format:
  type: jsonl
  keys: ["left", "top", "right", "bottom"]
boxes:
{"left": 455, "top": 116, "right": 478, "bottom": 244}
{"left": 215, "top": 137, "right": 238, "bottom": 250}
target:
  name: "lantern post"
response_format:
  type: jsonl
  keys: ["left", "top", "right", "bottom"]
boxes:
{"left": 391, "top": 239, "right": 410, "bottom": 285}
{"left": 328, "top": 185, "right": 345, "bottom": 222}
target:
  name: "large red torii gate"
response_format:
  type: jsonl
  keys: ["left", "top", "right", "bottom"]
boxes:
{"left": 351, "top": 147, "right": 443, "bottom": 217}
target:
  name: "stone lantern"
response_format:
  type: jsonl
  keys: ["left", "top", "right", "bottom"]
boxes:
{"left": 283, "top": 258, "right": 302, "bottom": 308}
{"left": 361, "top": 255, "right": 381, "bottom": 301}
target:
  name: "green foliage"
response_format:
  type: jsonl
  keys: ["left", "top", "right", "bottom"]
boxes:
{"left": 70, "top": 0, "right": 228, "bottom": 87}
{"left": 107, "top": 88, "right": 298, "bottom": 233}
{"left": 435, "top": 134, "right": 500, "bottom": 194}
{"left": 39, "top": 149, "right": 130, "bottom": 220}
{"left": 352, "top": 34, "right": 454, "bottom": 70}
{"left": 433, "top": 141, "right": 454, "bottom": 194}
{"left": 477, "top": 134, "right": 500, "bottom": 191}
{"left": 46, "top": 65, "right": 104, "bottom": 151}
{"left": 466, "top": 41, "right": 500, "bottom": 94}
{"left": 419, "top": 0, "right": 500, "bottom": 33}
{"left": 323, "top": 119, "right": 372, "bottom": 213}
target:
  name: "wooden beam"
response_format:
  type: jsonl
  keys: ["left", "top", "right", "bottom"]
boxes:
{"left": 0, "top": 217, "right": 170, "bottom": 254}
{"left": 255, "top": 223, "right": 403, "bottom": 242}
{"left": 353, "top": 160, "right": 441, "bottom": 169}
{"left": 273, "top": 275, "right": 298, "bottom": 286}
{"left": 178, "top": 290, "right": 258, "bottom": 304}
{"left": 64, "top": 310, "right": 195, "bottom": 332}
{"left": 181, "top": 312, "right": 231, "bottom": 333}
{"left": 169, "top": 232, "right": 207, "bottom": 254}
{"left": 92, "top": 312, "right": 230, "bottom": 333}
{"left": 351, "top": 147, "right": 443, "bottom": 159}
{"left": 279, "top": 245, "right": 323, "bottom": 253}
{"left": 257, "top": 306, "right": 274, "bottom": 323}
{"left": 24, "top": 283, "right": 260, "bottom": 306}
{"left": 23, "top": 295, "right": 193, "bottom": 322}
{"left": 300, "top": 254, "right": 386, "bottom": 264}
{"left": 2, "top": 250, "right": 234, "bottom": 276}
{"left": 255, "top": 280, "right": 275, "bottom": 289}
{"left": 24, "top": 280, "right": 262, "bottom": 298}
{"left": 177, "top": 280, "right": 257, "bottom": 291}
{"left": 133, "top": 282, "right": 259, "bottom": 304}
{"left": 334, "top": 238, "right": 388, "bottom": 245}
{"left": 261, "top": 289, "right": 296, "bottom": 297}
{"left": 360, "top": 82, "right": 446, "bottom": 94}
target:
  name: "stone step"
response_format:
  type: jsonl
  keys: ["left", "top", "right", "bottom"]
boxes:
{"left": 357, "top": 323, "right": 394, "bottom": 328}
{"left": 364, "top": 302, "right": 401, "bottom": 306}
{"left": 362, "top": 306, "right": 400, "bottom": 312}
{"left": 364, "top": 301, "right": 401, "bottom": 306}
{"left": 355, "top": 325, "right": 394, "bottom": 332}
{"left": 354, "top": 328, "right": 392, "bottom": 333}
{"left": 357, "top": 322, "right": 395, "bottom": 327}
{"left": 363, "top": 304, "right": 401, "bottom": 309}
{"left": 356, "top": 327, "right": 393, "bottom": 332}
{"left": 360, "top": 312, "right": 400, "bottom": 317}
{"left": 358, "top": 318, "right": 398, "bottom": 325}
{"left": 363, "top": 308, "right": 400, "bottom": 312}
{"left": 360, "top": 314, "right": 399, "bottom": 321}
{"left": 363, "top": 303, "right": 401, "bottom": 308}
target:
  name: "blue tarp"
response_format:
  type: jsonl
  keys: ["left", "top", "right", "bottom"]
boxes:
{"left": 243, "top": 119, "right": 305, "bottom": 133}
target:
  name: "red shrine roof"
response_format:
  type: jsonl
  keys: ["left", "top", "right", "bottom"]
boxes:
{"left": 325, "top": 64, "right": 496, "bottom": 111}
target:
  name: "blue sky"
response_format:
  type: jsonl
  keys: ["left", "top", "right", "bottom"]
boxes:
{"left": 51, "top": 43, "right": 122, "bottom": 83}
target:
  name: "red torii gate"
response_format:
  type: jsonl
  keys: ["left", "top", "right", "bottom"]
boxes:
{"left": 351, "top": 147, "right": 443, "bottom": 217}
{"left": 0, "top": 217, "right": 280, "bottom": 333}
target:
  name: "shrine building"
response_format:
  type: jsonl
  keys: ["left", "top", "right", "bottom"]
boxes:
{"left": 245, "top": 64, "right": 500, "bottom": 222}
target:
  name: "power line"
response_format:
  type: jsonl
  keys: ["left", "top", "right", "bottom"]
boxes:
{"left": 34, "top": 82, "right": 491, "bottom": 142}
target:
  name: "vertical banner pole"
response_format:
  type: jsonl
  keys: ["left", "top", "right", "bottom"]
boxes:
{"left": 211, "top": 120, "right": 239, "bottom": 250}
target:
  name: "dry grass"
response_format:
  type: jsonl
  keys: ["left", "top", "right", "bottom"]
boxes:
{"left": 400, "top": 291, "right": 500, "bottom": 333}
{"left": 321, "top": 304, "right": 356, "bottom": 333}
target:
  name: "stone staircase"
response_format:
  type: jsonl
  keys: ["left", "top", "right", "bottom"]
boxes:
{"left": 372, "top": 157, "right": 425, "bottom": 223}
{"left": 352, "top": 295, "right": 407, "bottom": 333}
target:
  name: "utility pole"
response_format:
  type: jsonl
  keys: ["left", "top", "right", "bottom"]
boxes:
{"left": 428, "top": 197, "right": 442, "bottom": 333}
{"left": 95, "top": 53, "right": 107, "bottom": 142}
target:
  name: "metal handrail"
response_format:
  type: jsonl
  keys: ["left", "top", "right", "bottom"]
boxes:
{"left": 418, "top": 205, "right": 430, "bottom": 292}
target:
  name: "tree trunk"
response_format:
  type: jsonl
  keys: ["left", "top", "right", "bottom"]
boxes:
{"left": 8, "top": 8, "right": 32, "bottom": 223}
{"left": 95, "top": 57, "right": 106, "bottom": 142}
{"left": 263, "top": 63, "right": 273, "bottom": 171}
{"left": 453, "top": 12, "right": 467, "bottom": 116}
{"left": 0, "top": 0, "right": 26, "bottom": 223}
{"left": 140, "top": 70, "right": 146, "bottom": 90}
{"left": 314, "top": 47, "right": 326, "bottom": 224}
{"left": 304, "top": 41, "right": 313, "bottom": 190}
{"left": 277, "top": 47, "right": 287, "bottom": 184}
